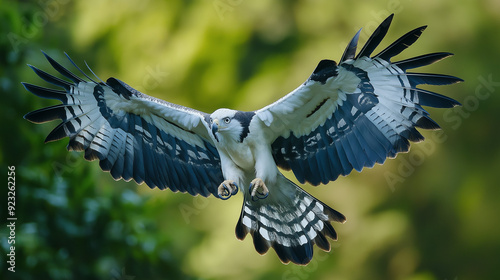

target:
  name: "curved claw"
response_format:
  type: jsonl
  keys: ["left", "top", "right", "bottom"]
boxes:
{"left": 255, "top": 190, "right": 269, "bottom": 200}
{"left": 250, "top": 191, "right": 268, "bottom": 202}
{"left": 219, "top": 194, "right": 232, "bottom": 200}
{"left": 249, "top": 179, "right": 269, "bottom": 201}
{"left": 218, "top": 183, "right": 233, "bottom": 200}
{"left": 218, "top": 180, "right": 239, "bottom": 200}
{"left": 230, "top": 182, "right": 239, "bottom": 195}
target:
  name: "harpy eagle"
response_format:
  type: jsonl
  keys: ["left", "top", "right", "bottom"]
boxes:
{"left": 24, "top": 14, "right": 461, "bottom": 265}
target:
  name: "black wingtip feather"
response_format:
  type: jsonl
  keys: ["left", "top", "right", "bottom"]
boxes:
{"left": 414, "top": 88, "right": 461, "bottom": 108}
{"left": 356, "top": 13, "right": 394, "bottom": 59}
{"left": 340, "top": 29, "right": 361, "bottom": 63}
{"left": 375, "top": 25, "right": 427, "bottom": 61}
{"left": 44, "top": 122, "right": 69, "bottom": 143}
{"left": 41, "top": 51, "right": 84, "bottom": 84}
{"left": 63, "top": 52, "right": 99, "bottom": 84}
{"left": 394, "top": 52, "right": 454, "bottom": 70}
{"left": 28, "top": 64, "right": 73, "bottom": 91}
{"left": 84, "top": 148, "right": 101, "bottom": 161}
{"left": 407, "top": 73, "right": 463, "bottom": 87}
{"left": 393, "top": 137, "right": 411, "bottom": 154}
{"left": 416, "top": 116, "right": 441, "bottom": 130}
{"left": 22, "top": 82, "right": 68, "bottom": 101}
{"left": 401, "top": 127, "right": 425, "bottom": 142}
{"left": 67, "top": 139, "right": 85, "bottom": 152}
{"left": 23, "top": 105, "right": 68, "bottom": 124}
{"left": 324, "top": 203, "right": 347, "bottom": 223}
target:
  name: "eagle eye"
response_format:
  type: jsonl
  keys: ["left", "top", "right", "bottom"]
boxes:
{"left": 223, "top": 117, "right": 231, "bottom": 124}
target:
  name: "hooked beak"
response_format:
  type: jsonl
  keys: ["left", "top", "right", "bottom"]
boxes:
{"left": 211, "top": 119, "right": 219, "bottom": 142}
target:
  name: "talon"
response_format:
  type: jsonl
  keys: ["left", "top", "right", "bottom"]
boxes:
{"left": 249, "top": 178, "right": 269, "bottom": 201}
{"left": 219, "top": 183, "right": 231, "bottom": 200}
{"left": 256, "top": 189, "right": 269, "bottom": 200}
{"left": 230, "top": 183, "right": 238, "bottom": 195}
{"left": 218, "top": 180, "right": 238, "bottom": 200}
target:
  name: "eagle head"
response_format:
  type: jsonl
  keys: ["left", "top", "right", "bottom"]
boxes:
{"left": 209, "top": 109, "right": 254, "bottom": 143}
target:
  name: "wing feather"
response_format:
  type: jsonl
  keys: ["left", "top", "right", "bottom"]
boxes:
{"left": 375, "top": 25, "right": 427, "bottom": 61}
{"left": 24, "top": 52, "right": 224, "bottom": 196}
{"left": 356, "top": 13, "right": 394, "bottom": 59}
{"left": 394, "top": 52, "right": 453, "bottom": 70}
{"left": 339, "top": 29, "right": 361, "bottom": 63}
{"left": 256, "top": 14, "right": 461, "bottom": 186}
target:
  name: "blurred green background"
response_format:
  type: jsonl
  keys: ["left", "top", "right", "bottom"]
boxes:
{"left": 1, "top": 0, "right": 499, "bottom": 279}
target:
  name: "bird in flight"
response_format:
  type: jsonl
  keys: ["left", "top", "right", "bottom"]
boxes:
{"left": 24, "top": 14, "right": 461, "bottom": 265}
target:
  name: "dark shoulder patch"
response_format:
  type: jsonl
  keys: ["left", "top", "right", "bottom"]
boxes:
{"left": 309, "top": 59, "right": 338, "bottom": 84}
{"left": 233, "top": 111, "right": 255, "bottom": 142}
{"left": 106, "top": 77, "right": 137, "bottom": 100}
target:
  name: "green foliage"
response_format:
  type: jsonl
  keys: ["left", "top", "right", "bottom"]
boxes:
{"left": 1, "top": 0, "right": 500, "bottom": 279}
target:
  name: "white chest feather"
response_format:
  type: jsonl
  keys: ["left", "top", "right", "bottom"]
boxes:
{"left": 218, "top": 139, "right": 255, "bottom": 170}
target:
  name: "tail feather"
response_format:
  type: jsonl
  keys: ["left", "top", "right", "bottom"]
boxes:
{"left": 235, "top": 175, "right": 345, "bottom": 265}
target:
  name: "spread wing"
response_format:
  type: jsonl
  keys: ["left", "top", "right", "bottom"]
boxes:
{"left": 255, "top": 14, "right": 462, "bottom": 186}
{"left": 24, "top": 52, "right": 224, "bottom": 197}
